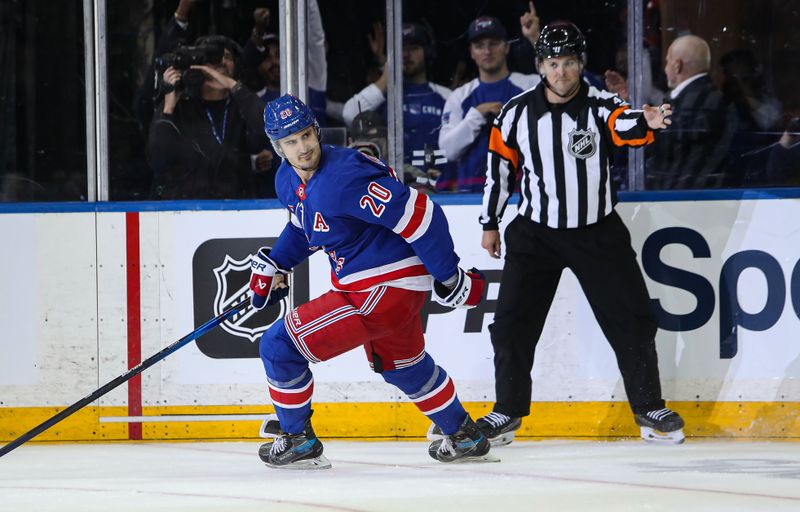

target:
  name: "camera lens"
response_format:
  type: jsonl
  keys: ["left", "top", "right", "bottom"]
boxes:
{"left": 182, "top": 69, "right": 205, "bottom": 89}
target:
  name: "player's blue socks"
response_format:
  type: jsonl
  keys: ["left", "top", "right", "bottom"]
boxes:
{"left": 260, "top": 321, "right": 314, "bottom": 434}
{"left": 382, "top": 352, "right": 467, "bottom": 435}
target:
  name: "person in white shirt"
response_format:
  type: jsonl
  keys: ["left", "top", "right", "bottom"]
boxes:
{"left": 437, "top": 13, "right": 541, "bottom": 193}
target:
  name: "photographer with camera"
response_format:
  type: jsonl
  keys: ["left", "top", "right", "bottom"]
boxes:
{"left": 133, "top": 0, "right": 199, "bottom": 134}
{"left": 147, "top": 35, "right": 273, "bottom": 199}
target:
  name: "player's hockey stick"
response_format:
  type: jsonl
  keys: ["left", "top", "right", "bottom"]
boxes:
{"left": 0, "top": 291, "right": 279, "bottom": 458}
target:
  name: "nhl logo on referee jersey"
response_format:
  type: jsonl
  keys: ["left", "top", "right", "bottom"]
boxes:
{"left": 567, "top": 128, "right": 597, "bottom": 159}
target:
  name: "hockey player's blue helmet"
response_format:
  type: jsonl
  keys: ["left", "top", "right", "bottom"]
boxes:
{"left": 264, "top": 94, "right": 319, "bottom": 143}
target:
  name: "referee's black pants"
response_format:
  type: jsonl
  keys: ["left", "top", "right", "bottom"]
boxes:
{"left": 489, "top": 212, "right": 666, "bottom": 418}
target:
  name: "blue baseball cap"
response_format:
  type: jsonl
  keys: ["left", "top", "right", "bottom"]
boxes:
{"left": 468, "top": 16, "right": 507, "bottom": 43}
{"left": 403, "top": 22, "right": 431, "bottom": 47}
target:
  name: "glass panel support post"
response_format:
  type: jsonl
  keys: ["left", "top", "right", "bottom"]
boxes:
{"left": 385, "top": 0, "right": 403, "bottom": 179}
{"left": 627, "top": 0, "right": 645, "bottom": 192}
{"left": 84, "top": 0, "right": 109, "bottom": 201}
{"left": 280, "top": 0, "right": 308, "bottom": 102}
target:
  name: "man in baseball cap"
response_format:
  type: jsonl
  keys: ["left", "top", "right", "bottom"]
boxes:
{"left": 437, "top": 14, "right": 539, "bottom": 192}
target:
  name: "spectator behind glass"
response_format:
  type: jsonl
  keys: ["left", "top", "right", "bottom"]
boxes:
{"left": 146, "top": 35, "right": 272, "bottom": 199}
{"left": 602, "top": 43, "right": 665, "bottom": 191}
{"left": 720, "top": 49, "right": 782, "bottom": 133}
{"left": 718, "top": 48, "right": 783, "bottom": 187}
{"left": 438, "top": 10, "right": 541, "bottom": 193}
{"left": 645, "top": 35, "right": 732, "bottom": 190}
{"left": 342, "top": 21, "right": 454, "bottom": 190}
{"left": 766, "top": 115, "right": 800, "bottom": 187}
{"left": 133, "top": 0, "right": 198, "bottom": 136}
{"left": 242, "top": 1, "right": 328, "bottom": 125}
{"left": 604, "top": 45, "right": 664, "bottom": 107}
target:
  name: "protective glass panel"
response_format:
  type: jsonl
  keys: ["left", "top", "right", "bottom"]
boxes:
{"left": 645, "top": 0, "right": 800, "bottom": 189}
{"left": 323, "top": 2, "right": 390, "bottom": 169}
{"left": 108, "top": 0, "right": 282, "bottom": 200}
{"left": 1, "top": 1, "right": 87, "bottom": 202}
{"left": 398, "top": 0, "right": 629, "bottom": 195}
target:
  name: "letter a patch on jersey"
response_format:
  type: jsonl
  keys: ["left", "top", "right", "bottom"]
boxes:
{"left": 313, "top": 212, "right": 330, "bottom": 232}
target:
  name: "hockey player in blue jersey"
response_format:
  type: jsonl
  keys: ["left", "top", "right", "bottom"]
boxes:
{"left": 250, "top": 94, "right": 493, "bottom": 469}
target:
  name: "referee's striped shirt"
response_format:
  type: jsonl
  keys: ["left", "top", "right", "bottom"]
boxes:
{"left": 480, "top": 81, "right": 654, "bottom": 230}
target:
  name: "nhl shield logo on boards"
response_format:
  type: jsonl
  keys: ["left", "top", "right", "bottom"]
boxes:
{"left": 212, "top": 254, "right": 286, "bottom": 343}
{"left": 192, "top": 237, "right": 310, "bottom": 359}
{"left": 567, "top": 128, "right": 597, "bottom": 159}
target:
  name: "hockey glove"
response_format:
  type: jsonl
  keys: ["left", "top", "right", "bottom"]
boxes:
{"left": 266, "top": 274, "right": 290, "bottom": 306}
{"left": 432, "top": 267, "right": 485, "bottom": 309}
{"left": 249, "top": 247, "right": 288, "bottom": 310}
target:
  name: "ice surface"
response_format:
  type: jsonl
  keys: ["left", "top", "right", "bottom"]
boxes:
{"left": 2, "top": 439, "right": 800, "bottom": 511}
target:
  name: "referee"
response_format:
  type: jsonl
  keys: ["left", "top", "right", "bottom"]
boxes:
{"left": 477, "top": 22, "right": 685, "bottom": 446}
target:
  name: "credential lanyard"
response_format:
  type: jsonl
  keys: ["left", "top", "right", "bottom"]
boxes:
{"left": 204, "top": 98, "right": 230, "bottom": 144}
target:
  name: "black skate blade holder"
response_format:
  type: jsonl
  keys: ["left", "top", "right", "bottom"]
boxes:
{"left": 259, "top": 414, "right": 283, "bottom": 439}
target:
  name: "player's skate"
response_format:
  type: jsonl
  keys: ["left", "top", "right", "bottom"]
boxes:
{"left": 428, "top": 416, "right": 499, "bottom": 463}
{"left": 635, "top": 407, "right": 685, "bottom": 445}
{"left": 427, "top": 411, "right": 521, "bottom": 447}
{"left": 258, "top": 415, "right": 332, "bottom": 469}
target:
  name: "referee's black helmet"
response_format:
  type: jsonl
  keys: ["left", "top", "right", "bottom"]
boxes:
{"left": 534, "top": 21, "right": 586, "bottom": 60}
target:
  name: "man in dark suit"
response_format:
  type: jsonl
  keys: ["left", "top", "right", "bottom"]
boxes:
{"left": 646, "top": 35, "right": 731, "bottom": 189}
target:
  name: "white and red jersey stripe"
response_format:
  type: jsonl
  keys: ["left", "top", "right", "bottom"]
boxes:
{"left": 330, "top": 256, "right": 432, "bottom": 292}
{"left": 392, "top": 187, "right": 435, "bottom": 243}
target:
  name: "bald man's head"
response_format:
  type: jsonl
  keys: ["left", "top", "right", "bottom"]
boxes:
{"left": 664, "top": 35, "right": 711, "bottom": 89}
